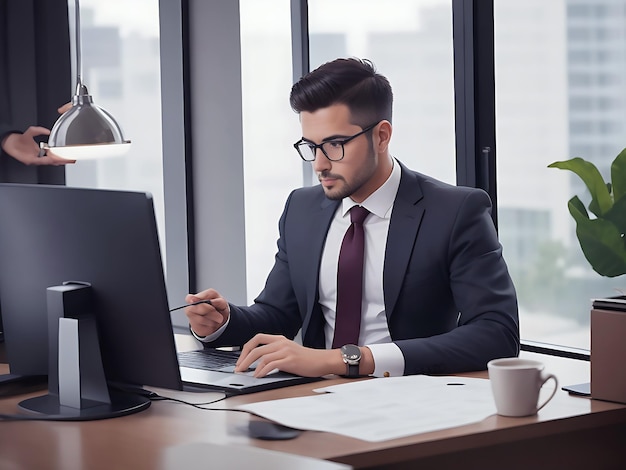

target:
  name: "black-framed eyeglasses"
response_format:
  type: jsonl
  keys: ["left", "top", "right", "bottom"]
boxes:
{"left": 293, "top": 122, "right": 379, "bottom": 162}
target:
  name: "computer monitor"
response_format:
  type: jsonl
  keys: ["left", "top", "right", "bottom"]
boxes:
{"left": 0, "top": 183, "right": 186, "bottom": 418}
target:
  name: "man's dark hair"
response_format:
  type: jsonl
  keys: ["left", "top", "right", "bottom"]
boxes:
{"left": 289, "top": 58, "right": 393, "bottom": 128}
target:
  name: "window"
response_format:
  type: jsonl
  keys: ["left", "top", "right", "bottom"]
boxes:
{"left": 239, "top": 0, "right": 302, "bottom": 302}
{"left": 238, "top": 0, "right": 455, "bottom": 303}
{"left": 65, "top": 0, "right": 165, "bottom": 263}
{"left": 494, "top": 0, "right": 626, "bottom": 351}
{"left": 568, "top": 27, "right": 591, "bottom": 41}
{"left": 307, "top": 0, "right": 456, "bottom": 186}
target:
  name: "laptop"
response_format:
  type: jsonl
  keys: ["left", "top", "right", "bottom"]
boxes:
{"left": 0, "top": 184, "right": 321, "bottom": 396}
{"left": 176, "top": 348, "right": 321, "bottom": 394}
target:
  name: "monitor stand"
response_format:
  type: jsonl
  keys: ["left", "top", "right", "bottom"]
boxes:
{"left": 17, "top": 282, "right": 150, "bottom": 420}
{"left": 18, "top": 389, "right": 150, "bottom": 420}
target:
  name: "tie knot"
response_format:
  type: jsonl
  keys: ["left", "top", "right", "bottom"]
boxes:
{"left": 350, "top": 205, "right": 370, "bottom": 225}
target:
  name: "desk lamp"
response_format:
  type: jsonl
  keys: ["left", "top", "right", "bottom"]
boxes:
{"left": 43, "top": 0, "right": 131, "bottom": 160}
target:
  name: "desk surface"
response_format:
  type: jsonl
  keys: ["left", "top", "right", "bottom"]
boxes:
{"left": 1, "top": 349, "right": 625, "bottom": 470}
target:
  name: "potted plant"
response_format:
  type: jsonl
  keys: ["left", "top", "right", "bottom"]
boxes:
{"left": 549, "top": 148, "right": 626, "bottom": 403}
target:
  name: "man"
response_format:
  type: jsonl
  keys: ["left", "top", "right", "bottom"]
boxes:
{"left": 185, "top": 58, "right": 519, "bottom": 379}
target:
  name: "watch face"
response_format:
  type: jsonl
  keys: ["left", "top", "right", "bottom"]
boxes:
{"left": 341, "top": 344, "right": 361, "bottom": 363}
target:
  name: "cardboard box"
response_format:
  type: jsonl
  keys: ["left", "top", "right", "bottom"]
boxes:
{"left": 591, "top": 308, "right": 626, "bottom": 404}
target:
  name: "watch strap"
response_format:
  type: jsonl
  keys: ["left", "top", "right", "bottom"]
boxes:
{"left": 346, "top": 362, "right": 360, "bottom": 377}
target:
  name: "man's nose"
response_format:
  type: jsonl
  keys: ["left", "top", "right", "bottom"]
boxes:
{"left": 312, "top": 148, "right": 330, "bottom": 173}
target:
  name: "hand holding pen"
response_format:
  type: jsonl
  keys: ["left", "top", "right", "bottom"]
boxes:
{"left": 175, "top": 289, "right": 231, "bottom": 337}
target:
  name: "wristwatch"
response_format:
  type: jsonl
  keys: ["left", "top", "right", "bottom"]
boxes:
{"left": 340, "top": 344, "right": 361, "bottom": 378}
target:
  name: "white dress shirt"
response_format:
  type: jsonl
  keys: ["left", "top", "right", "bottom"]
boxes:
{"left": 194, "top": 159, "right": 405, "bottom": 377}
{"left": 318, "top": 159, "right": 404, "bottom": 377}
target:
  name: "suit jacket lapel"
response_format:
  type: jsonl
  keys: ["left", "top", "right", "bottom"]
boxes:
{"left": 301, "top": 195, "right": 339, "bottom": 343}
{"left": 384, "top": 164, "right": 425, "bottom": 319}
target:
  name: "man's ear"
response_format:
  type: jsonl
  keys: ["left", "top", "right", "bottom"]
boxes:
{"left": 374, "top": 120, "right": 392, "bottom": 153}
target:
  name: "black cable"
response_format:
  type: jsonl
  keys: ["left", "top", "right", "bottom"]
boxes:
{"left": 0, "top": 387, "right": 249, "bottom": 421}
{"left": 108, "top": 382, "right": 243, "bottom": 410}
{"left": 146, "top": 393, "right": 251, "bottom": 413}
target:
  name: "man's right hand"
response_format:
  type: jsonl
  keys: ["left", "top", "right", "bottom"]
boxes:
{"left": 184, "top": 288, "right": 230, "bottom": 337}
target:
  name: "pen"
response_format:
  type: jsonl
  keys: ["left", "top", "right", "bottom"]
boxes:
{"left": 169, "top": 299, "right": 212, "bottom": 312}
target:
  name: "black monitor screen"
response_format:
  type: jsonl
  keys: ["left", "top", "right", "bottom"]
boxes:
{"left": 0, "top": 183, "right": 183, "bottom": 390}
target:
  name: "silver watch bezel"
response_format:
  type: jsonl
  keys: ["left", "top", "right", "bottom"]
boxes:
{"left": 340, "top": 344, "right": 361, "bottom": 365}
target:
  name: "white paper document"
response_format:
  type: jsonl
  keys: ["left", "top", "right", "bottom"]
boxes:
{"left": 236, "top": 375, "right": 497, "bottom": 442}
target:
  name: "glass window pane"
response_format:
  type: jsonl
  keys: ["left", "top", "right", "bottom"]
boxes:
{"left": 239, "top": 1, "right": 454, "bottom": 303}
{"left": 65, "top": 0, "right": 165, "bottom": 260}
{"left": 308, "top": 0, "right": 456, "bottom": 185}
{"left": 494, "top": 0, "right": 626, "bottom": 351}
{"left": 240, "top": 0, "right": 302, "bottom": 303}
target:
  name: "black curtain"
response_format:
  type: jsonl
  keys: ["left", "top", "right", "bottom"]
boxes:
{"left": 0, "top": 0, "right": 71, "bottom": 341}
{"left": 0, "top": 0, "right": 71, "bottom": 184}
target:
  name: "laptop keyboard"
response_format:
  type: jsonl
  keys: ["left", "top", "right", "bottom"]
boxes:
{"left": 177, "top": 349, "right": 242, "bottom": 372}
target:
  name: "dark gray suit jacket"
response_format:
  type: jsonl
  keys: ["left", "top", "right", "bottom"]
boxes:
{"left": 207, "top": 161, "right": 520, "bottom": 375}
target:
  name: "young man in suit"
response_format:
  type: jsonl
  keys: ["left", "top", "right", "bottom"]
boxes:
{"left": 185, "top": 58, "right": 519, "bottom": 379}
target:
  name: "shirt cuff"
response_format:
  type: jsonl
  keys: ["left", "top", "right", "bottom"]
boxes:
{"left": 190, "top": 308, "right": 231, "bottom": 343}
{"left": 366, "top": 342, "right": 405, "bottom": 377}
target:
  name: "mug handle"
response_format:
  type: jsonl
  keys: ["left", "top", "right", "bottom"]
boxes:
{"left": 537, "top": 373, "right": 558, "bottom": 412}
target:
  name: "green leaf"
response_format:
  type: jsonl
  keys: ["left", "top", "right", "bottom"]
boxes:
{"left": 611, "top": 147, "right": 626, "bottom": 202}
{"left": 548, "top": 158, "right": 612, "bottom": 217}
{"left": 568, "top": 198, "right": 626, "bottom": 277}
{"left": 567, "top": 195, "right": 588, "bottom": 220}
{"left": 604, "top": 194, "right": 626, "bottom": 236}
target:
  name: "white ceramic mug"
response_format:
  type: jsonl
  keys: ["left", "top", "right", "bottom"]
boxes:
{"left": 487, "top": 358, "right": 558, "bottom": 417}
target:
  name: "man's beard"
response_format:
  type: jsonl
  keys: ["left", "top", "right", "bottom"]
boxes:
{"left": 319, "top": 147, "right": 377, "bottom": 201}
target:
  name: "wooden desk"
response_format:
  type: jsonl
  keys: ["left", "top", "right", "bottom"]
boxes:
{"left": 1, "top": 352, "right": 625, "bottom": 470}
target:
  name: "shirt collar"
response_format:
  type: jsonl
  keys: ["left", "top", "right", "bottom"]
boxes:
{"left": 341, "top": 158, "right": 401, "bottom": 219}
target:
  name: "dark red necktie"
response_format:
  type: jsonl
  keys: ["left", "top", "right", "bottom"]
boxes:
{"left": 332, "top": 205, "right": 370, "bottom": 348}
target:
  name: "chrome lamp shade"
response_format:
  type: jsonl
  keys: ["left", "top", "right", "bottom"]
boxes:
{"left": 47, "top": 83, "right": 131, "bottom": 159}
{"left": 44, "top": 0, "right": 131, "bottom": 160}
